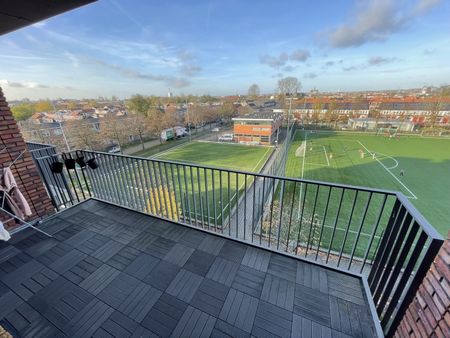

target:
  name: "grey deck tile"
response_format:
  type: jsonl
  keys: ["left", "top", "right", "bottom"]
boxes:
{"left": 0, "top": 290, "right": 23, "bottom": 319}
{"left": 52, "top": 223, "right": 85, "bottom": 242}
{"left": 35, "top": 242, "right": 72, "bottom": 266}
{"left": 170, "top": 306, "right": 216, "bottom": 338}
{"left": 77, "top": 233, "right": 110, "bottom": 255}
{"left": 141, "top": 293, "right": 188, "bottom": 337}
{"left": 91, "top": 240, "right": 125, "bottom": 262}
{"left": 64, "top": 256, "right": 103, "bottom": 284}
{"left": 241, "top": 247, "right": 270, "bottom": 272}
{"left": 291, "top": 314, "right": 332, "bottom": 338}
{"left": 64, "top": 229, "right": 96, "bottom": 247}
{"left": 267, "top": 254, "right": 297, "bottom": 282}
{"left": 211, "top": 319, "right": 250, "bottom": 338}
{"left": 0, "top": 244, "right": 20, "bottom": 265}
{"left": 93, "top": 310, "right": 139, "bottom": 338}
{"left": 232, "top": 265, "right": 265, "bottom": 298}
{"left": 0, "top": 302, "right": 65, "bottom": 338}
{"left": 63, "top": 298, "right": 114, "bottom": 338}
{"left": 79, "top": 264, "right": 120, "bottom": 295}
{"left": 252, "top": 301, "right": 292, "bottom": 338}
{"left": 261, "top": 274, "right": 295, "bottom": 311}
{"left": 183, "top": 249, "right": 216, "bottom": 276}
{"left": 206, "top": 257, "right": 239, "bottom": 286}
{"left": 49, "top": 249, "right": 87, "bottom": 274}
{"left": 218, "top": 241, "right": 247, "bottom": 263}
{"left": 327, "top": 270, "right": 366, "bottom": 305}
{"left": 166, "top": 269, "right": 203, "bottom": 302}
{"left": 178, "top": 230, "right": 207, "bottom": 248}
{"left": 294, "top": 284, "right": 331, "bottom": 327}
{"left": 144, "top": 237, "right": 177, "bottom": 259}
{"left": 106, "top": 246, "right": 141, "bottom": 271}
{"left": 191, "top": 278, "right": 230, "bottom": 317}
{"left": 128, "top": 232, "right": 158, "bottom": 251}
{"left": 143, "top": 260, "right": 180, "bottom": 291}
{"left": 161, "top": 225, "right": 188, "bottom": 242}
{"left": 0, "top": 251, "right": 32, "bottom": 275}
{"left": 297, "top": 261, "right": 328, "bottom": 294}
{"left": 163, "top": 243, "right": 195, "bottom": 267}
{"left": 124, "top": 252, "right": 160, "bottom": 279}
{"left": 198, "top": 235, "right": 225, "bottom": 255}
{"left": 117, "top": 283, "right": 162, "bottom": 323}
{"left": 97, "top": 272, "right": 141, "bottom": 308}
{"left": 219, "top": 289, "right": 258, "bottom": 333}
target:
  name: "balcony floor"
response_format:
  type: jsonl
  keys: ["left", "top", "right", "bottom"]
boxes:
{"left": 0, "top": 200, "right": 378, "bottom": 338}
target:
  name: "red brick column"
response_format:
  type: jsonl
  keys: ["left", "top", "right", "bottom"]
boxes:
{"left": 0, "top": 87, "right": 54, "bottom": 227}
{"left": 394, "top": 232, "right": 450, "bottom": 337}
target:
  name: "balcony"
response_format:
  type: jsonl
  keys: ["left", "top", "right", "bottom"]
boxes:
{"left": 4, "top": 142, "right": 443, "bottom": 337}
{"left": 0, "top": 199, "right": 379, "bottom": 337}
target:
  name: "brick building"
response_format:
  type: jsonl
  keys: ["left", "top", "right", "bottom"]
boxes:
{"left": 232, "top": 112, "right": 282, "bottom": 145}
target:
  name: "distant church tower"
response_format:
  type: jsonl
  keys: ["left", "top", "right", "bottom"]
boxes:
{"left": 168, "top": 88, "right": 173, "bottom": 98}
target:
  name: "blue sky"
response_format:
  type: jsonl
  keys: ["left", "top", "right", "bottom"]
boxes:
{"left": 1, "top": 0, "right": 449, "bottom": 100}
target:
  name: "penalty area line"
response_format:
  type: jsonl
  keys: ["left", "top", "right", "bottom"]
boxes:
{"left": 357, "top": 140, "right": 418, "bottom": 200}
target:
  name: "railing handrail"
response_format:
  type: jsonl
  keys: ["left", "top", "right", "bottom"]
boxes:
{"left": 395, "top": 192, "right": 443, "bottom": 240}
{"left": 74, "top": 149, "right": 399, "bottom": 196}
{"left": 26, "top": 141, "right": 55, "bottom": 148}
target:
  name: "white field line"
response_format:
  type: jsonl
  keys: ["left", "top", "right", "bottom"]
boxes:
{"left": 323, "top": 146, "right": 330, "bottom": 166}
{"left": 151, "top": 141, "right": 191, "bottom": 159}
{"left": 375, "top": 152, "right": 399, "bottom": 169}
{"left": 357, "top": 140, "right": 418, "bottom": 199}
{"left": 216, "top": 146, "right": 272, "bottom": 220}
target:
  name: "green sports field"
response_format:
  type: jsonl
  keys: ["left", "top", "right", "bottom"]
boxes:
{"left": 153, "top": 141, "right": 272, "bottom": 172}
{"left": 152, "top": 141, "right": 273, "bottom": 225}
{"left": 285, "top": 131, "right": 450, "bottom": 236}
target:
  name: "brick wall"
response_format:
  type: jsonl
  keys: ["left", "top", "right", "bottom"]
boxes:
{"left": 394, "top": 232, "right": 450, "bottom": 338}
{"left": 0, "top": 87, "right": 54, "bottom": 227}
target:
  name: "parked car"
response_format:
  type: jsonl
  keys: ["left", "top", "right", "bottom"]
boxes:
{"left": 108, "top": 145, "right": 121, "bottom": 154}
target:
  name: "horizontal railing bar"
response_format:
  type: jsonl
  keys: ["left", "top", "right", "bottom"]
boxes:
{"left": 74, "top": 149, "right": 398, "bottom": 195}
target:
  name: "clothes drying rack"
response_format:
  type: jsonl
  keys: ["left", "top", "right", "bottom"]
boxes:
{"left": 0, "top": 142, "right": 52, "bottom": 238}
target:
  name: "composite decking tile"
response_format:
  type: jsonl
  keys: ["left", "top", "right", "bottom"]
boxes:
{"left": 0, "top": 244, "right": 21, "bottom": 266}
{"left": 171, "top": 306, "right": 216, "bottom": 338}
{"left": 183, "top": 249, "right": 216, "bottom": 276}
{"left": 166, "top": 269, "right": 203, "bottom": 302}
{"left": 241, "top": 246, "right": 270, "bottom": 272}
{"left": 219, "top": 289, "right": 258, "bottom": 333}
{"left": 124, "top": 252, "right": 160, "bottom": 279}
{"left": 117, "top": 283, "right": 162, "bottom": 323}
{"left": 191, "top": 278, "right": 230, "bottom": 317}
{"left": 97, "top": 272, "right": 142, "bottom": 308}
{"left": 49, "top": 249, "right": 87, "bottom": 274}
{"left": 207, "top": 257, "right": 239, "bottom": 286}
{"left": 218, "top": 241, "right": 247, "bottom": 263}
{"left": 63, "top": 298, "right": 114, "bottom": 338}
{"left": 144, "top": 219, "right": 170, "bottom": 236}
{"left": 142, "top": 260, "right": 180, "bottom": 291}
{"left": 52, "top": 223, "right": 85, "bottom": 242}
{"left": 198, "top": 235, "right": 225, "bottom": 255}
{"left": 91, "top": 240, "right": 125, "bottom": 262}
{"left": 0, "top": 251, "right": 32, "bottom": 275}
{"left": 163, "top": 243, "right": 195, "bottom": 267}
{"left": 63, "top": 228, "right": 96, "bottom": 248}
{"left": 211, "top": 319, "right": 250, "bottom": 338}
{"left": 297, "top": 260, "right": 328, "bottom": 294}
{"left": 294, "top": 284, "right": 331, "bottom": 327}
{"left": 327, "top": 270, "right": 366, "bottom": 306}
{"left": 178, "top": 229, "right": 207, "bottom": 248}
{"left": 161, "top": 225, "right": 188, "bottom": 242}
{"left": 106, "top": 246, "right": 141, "bottom": 271}
{"left": 141, "top": 293, "right": 188, "bottom": 337}
{"left": 35, "top": 242, "right": 72, "bottom": 266}
{"left": 0, "top": 290, "right": 23, "bottom": 319}
{"left": 291, "top": 314, "right": 332, "bottom": 338}
{"left": 267, "top": 253, "right": 297, "bottom": 282}
{"left": 79, "top": 264, "right": 120, "bottom": 295}
{"left": 93, "top": 310, "right": 139, "bottom": 338}
{"left": 144, "top": 236, "right": 177, "bottom": 259}
{"left": 128, "top": 232, "right": 158, "bottom": 252}
{"left": 63, "top": 256, "right": 103, "bottom": 284}
{"left": 261, "top": 273, "right": 295, "bottom": 311}
{"left": 252, "top": 300, "right": 292, "bottom": 338}
{"left": 77, "top": 233, "right": 111, "bottom": 255}
{"left": 0, "top": 302, "right": 65, "bottom": 338}
{"left": 232, "top": 265, "right": 266, "bottom": 298}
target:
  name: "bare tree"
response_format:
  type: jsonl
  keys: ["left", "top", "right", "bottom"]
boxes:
{"left": 248, "top": 84, "right": 260, "bottom": 98}
{"left": 100, "top": 114, "right": 129, "bottom": 151}
{"left": 65, "top": 120, "right": 101, "bottom": 150}
{"left": 127, "top": 114, "right": 153, "bottom": 150}
{"left": 278, "top": 77, "right": 301, "bottom": 97}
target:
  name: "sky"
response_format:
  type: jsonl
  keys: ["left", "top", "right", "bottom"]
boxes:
{"left": 0, "top": 0, "right": 449, "bottom": 100}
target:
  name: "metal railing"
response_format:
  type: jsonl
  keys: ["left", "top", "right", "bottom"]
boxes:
{"left": 26, "top": 141, "right": 57, "bottom": 159}
{"left": 33, "top": 149, "right": 443, "bottom": 336}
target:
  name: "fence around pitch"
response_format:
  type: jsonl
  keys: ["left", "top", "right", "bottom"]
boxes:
{"left": 34, "top": 149, "right": 443, "bottom": 336}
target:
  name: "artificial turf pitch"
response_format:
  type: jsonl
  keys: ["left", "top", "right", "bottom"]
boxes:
{"left": 285, "top": 130, "right": 450, "bottom": 237}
